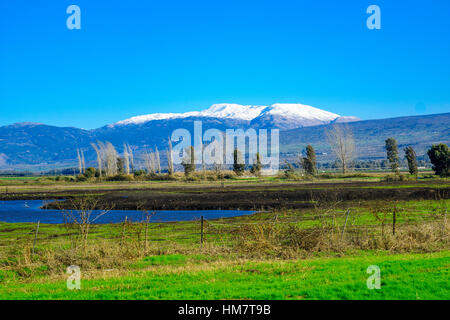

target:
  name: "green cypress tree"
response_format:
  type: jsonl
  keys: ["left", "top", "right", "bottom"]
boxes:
{"left": 250, "top": 152, "right": 262, "bottom": 177}
{"left": 385, "top": 137, "right": 399, "bottom": 173}
{"left": 300, "top": 145, "right": 317, "bottom": 176}
{"left": 404, "top": 146, "right": 418, "bottom": 176}
{"left": 233, "top": 149, "right": 245, "bottom": 176}
{"left": 182, "top": 146, "right": 196, "bottom": 176}
{"left": 427, "top": 144, "right": 450, "bottom": 177}
{"left": 305, "top": 145, "right": 317, "bottom": 175}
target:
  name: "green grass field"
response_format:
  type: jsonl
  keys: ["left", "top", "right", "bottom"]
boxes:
{"left": 0, "top": 251, "right": 448, "bottom": 300}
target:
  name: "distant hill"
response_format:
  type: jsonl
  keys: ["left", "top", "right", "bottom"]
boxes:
{"left": 0, "top": 123, "right": 92, "bottom": 169}
{"left": 280, "top": 113, "right": 450, "bottom": 161}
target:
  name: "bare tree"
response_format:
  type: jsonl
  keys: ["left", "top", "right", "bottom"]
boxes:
{"left": 76, "top": 148, "right": 86, "bottom": 174}
{"left": 97, "top": 141, "right": 107, "bottom": 173}
{"left": 325, "top": 124, "right": 355, "bottom": 174}
{"left": 81, "top": 149, "right": 86, "bottom": 173}
{"left": 150, "top": 150, "right": 156, "bottom": 174}
{"left": 91, "top": 142, "right": 103, "bottom": 177}
{"left": 77, "top": 149, "right": 82, "bottom": 174}
{"left": 104, "top": 142, "right": 118, "bottom": 176}
{"left": 144, "top": 149, "right": 156, "bottom": 174}
{"left": 201, "top": 145, "right": 206, "bottom": 176}
{"left": 123, "top": 143, "right": 130, "bottom": 175}
{"left": 93, "top": 141, "right": 111, "bottom": 176}
{"left": 127, "top": 144, "right": 134, "bottom": 173}
{"left": 155, "top": 146, "right": 161, "bottom": 174}
{"left": 60, "top": 197, "right": 113, "bottom": 249}
{"left": 166, "top": 139, "right": 174, "bottom": 175}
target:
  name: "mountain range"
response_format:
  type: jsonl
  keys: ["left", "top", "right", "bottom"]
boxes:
{"left": 0, "top": 103, "right": 448, "bottom": 171}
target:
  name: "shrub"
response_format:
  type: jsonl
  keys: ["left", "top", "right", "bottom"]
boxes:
{"left": 84, "top": 167, "right": 97, "bottom": 178}
{"left": 427, "top": 144, "right": 450, "bottom": 177}
{"left": 133, "top": 170, "right": 146, "bottom": 177}
{"left": 107, "top": 174, "right": 135, "bottom": 181}
{"left": 223, "top": 172, "right": 236, "bottom": 179}
{"left": 76, "top": 174, "right": 87, "bottom": 182}
{"left": 383, "top": 174, "right": 414, "bottom": 182}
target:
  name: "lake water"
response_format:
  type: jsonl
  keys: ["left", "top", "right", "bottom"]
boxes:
{"left": 0, "top": 200, "right": 254, "bottom": 224}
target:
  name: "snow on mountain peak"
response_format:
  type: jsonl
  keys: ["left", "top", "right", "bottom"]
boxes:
{"left": 200, "top": 104, "right": 267, "bottom": 120}
{"left": 112, "top": 103, "right": 343, "bottom": 126}
{"left": 262, "top": 103, "right": 340, "bottom": 121}
{"left": 114, "top": 112, "right": 196, "bottom": 125}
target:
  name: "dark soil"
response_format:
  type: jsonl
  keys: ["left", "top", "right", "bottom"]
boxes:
{"left": 30, "top": 180, "right": 450, "bottom": 211}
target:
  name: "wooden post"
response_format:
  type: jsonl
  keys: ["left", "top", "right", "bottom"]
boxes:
{"left": 121, "top": 216, "right": 128, "bottom": 246}
{"left": 32, "top": 221, "right": 40, "bottom": 255}
{"left": 392, "top": 204, "right": 397, "bottom": 236}
{"left": 443, "top": 208, "right": 447, "bottom": 235}
{"left": 144, "top": 214, "right": 150, "bottom": 251}
{"left": 200, "top": 216, "right": 204, "bottom": 248}
{"left": 341, "top": 209, "right": 350, "bottom": 238}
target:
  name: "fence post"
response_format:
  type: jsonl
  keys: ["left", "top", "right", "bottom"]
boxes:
{"left": 144, "top": 214, "right": 150, "bottom": 251}
{"left": 341, "top": 209, "right": 350, "bottom": 238}
{"left": 32, "top": 221, "right": 40, "bottom": 255}
{"left": 443, "top": 208, "right": 447, "bottom": 235}
{"left": 392, "top": 203, "right": 397, "bottom": 236}
{"left": 121, "top": 216, "right": 128, "bottom": 246}
{"left": 200, "top": 216, "right": 204, "bottom": 248}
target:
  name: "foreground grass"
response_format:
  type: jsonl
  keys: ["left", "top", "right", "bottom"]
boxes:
{"left": 0, "top": 251, "right": 448, "bottom": 300}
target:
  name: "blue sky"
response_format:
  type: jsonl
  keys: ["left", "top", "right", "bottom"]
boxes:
{"left": 1, "top": 0, "right": 449, "bottom": 129}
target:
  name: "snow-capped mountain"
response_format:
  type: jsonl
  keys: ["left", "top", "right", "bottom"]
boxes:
{"left": 1, "top": 110, "right": 450, "bottom": 169}
{"left": 113, "top": 103, "right": 353, "bottom": 130}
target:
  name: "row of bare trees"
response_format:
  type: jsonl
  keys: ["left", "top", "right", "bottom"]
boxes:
{"left": 82, "top": 140, "right": 174, "bottom": 177}
{"left": 76, "top": 148, "right": 86, "bottom": 174}
{"left": 143, "top": 147, "right": 161, "bottom": 174}
{"left": 142, "top": 141, "right": 175, "bottom": 175}
{"left": 89, "top": 141, "right": 122, "bottom": 176}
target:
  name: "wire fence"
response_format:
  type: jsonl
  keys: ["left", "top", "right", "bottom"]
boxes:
{"left": 0, "top": 206, "right": 447, "bottom": 252}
